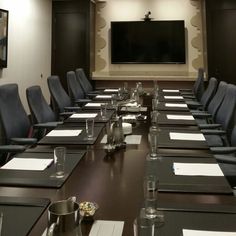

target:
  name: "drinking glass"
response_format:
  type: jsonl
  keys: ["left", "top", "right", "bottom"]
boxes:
{"left": 152, "top": 98, "right": 159, "bottom": 111}
{"left": 111, "top": 94, "right": 118, "bottom": 108}
{"left": 133, "top": 216, "right": 154, "bottom": 236}
{"left": 118, "top": 88, "right": 123, "bottom": 99}
{"left": 136, "top": 82, "right": 143, "bottom": 95}
{"left": 151, "top": 110, "right": 159, "bottom": 127}
{"left": 86, "top": 118, "right": 94, "bottom": 139}
{"left": 143, "top": 175, "right": 165, "bottom": 225}
{"left": 54, "top": 147, "right": 66, "bottom": 178}
{"left": 123, "top": 82, "right": 128, "bottom": 92}
{"left": 143, "top": 175, "right": 158, "bottom": 219}
{"left": 148, "top": 126, "right": 158, "bottom": 158}
{"left": 153, "top": 81, "right": 159, "bottom": 99}
{"left": 100, "top": 104, "right": 107, "bottom": 120}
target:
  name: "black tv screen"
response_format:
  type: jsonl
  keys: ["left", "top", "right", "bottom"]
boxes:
{"left": 111, "top": 20, "right": 186, "bottom": 64}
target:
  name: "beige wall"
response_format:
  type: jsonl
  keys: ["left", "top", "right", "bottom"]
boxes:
{"left": 0, "top": 0, "right": 52, "bottom": 113}
{"left": 95, "top": 0, "right": 204, "bottom": 79}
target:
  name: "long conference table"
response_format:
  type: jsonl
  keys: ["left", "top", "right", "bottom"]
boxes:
{"left": 0, "top": 89, "right": 236, "bottom": 236}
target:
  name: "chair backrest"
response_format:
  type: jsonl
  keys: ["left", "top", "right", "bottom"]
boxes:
{"left": 193, "top": 68, "right": 205, "bottom": 101}
{"left": 200, "top": 77, "right": 218, "bottom": 110}
{"left": 67, "top": 71, "right": 85, "bottom": 103}
{"left": 207, "top": 81, "right": 227, "bottom": 119}
{"left": 75, "top": 68, "right": 93, "bottom": 94}
{"left": 0, "top": 84, "right": 31, "bottom": 143}
{"left": 230, "top": 126, "right": 236, "bottom": 146}
{"left": 47, "top": 76, "right": 72, "bottom": 116}
{"left": 215, "top": 84, "right": 236, "bottom": 134}
{"left": 26, "top": 85, "right": 57, "bottom": 124}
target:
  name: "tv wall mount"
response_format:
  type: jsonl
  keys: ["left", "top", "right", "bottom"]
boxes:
{"left": 142, "top": 11, "right": 153, "bottom": 21}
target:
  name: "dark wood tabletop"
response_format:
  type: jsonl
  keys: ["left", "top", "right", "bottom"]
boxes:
{"left": 0, "top": 93, "right": 236, "bottom": 236}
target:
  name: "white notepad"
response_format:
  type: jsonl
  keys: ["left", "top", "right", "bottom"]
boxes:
{"left": 85, "top": 103, "right": 103, "bottom": 107}
{"left": 104, "top": 89, "right": 119, "bottom": 92}
{"left": 183, "top": 229, "right": 236, "bottom": 236}
{"left": 125, "top": 135, "right": 142, "bottom": 144}
{"left": 163, "top": 89, "right": 180, "bottom": 92}
{"left": 46, "top": 130, "right": 82, "bottom": 137}
{"left": 165, "top": 103, "right": 188, "bottom": 108}
{"left": 169, "top": 132, "right": 205, "bottom": 141}
{"left": 167, "top": 115, "right": 194, "bottom": 120}
{"left": 164, "top": 96, "right": 184, "bottom": 99}
{"left": 96, "top": 95, "right": 112, "bottom": 99}
{"left": 89, "top": 220, "right": 124, "bottom": 236}
{"left": 70, "top": 113, "right": 97, "bottom": 118}
{"left": 1, "top": 158, "right": 53, "bottom": 171}
{"left": 173, "top": 163, "right": 224, "bottom": 176}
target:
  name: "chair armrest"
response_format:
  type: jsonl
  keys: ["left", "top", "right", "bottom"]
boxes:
{"left": 64, "top": 106, "right": 81, "bottom": 111}
{"left": 75, "top": 99, "right": 92, "bottom": 104}
{"left": 185, "top": 100, "right": 201, "bottom": 106}
{"left": 199, "top": 123, "right": 222, "bottom": 129}
{"left": 180, "top": 89, "right": 193, "bottom": 94}
{"left": 89, "top": 90, "right": 102, "bottom": 94}
{"left": 192, "top": 112, "right": 212, "bottom": 118}
{"left": 211, "top": 147, "right": 236, "bottom": 154}
{"left": 0, "top": 145, "right": 26, "bottom": 153}
{"left": 183, "top": 95, "right": 196, "bottom": 99}
{"left": 10, "top": 138, "right": 38, "bottom": 145}
{"left": 214, "top": 154, "right": 236, "bottom": 164}
{"left": 33, "top": 121, "right": 63, "bottom": 129}
{"left": 86, "top": 93, "right": 98, "bottom": 98}
{"left": 201, "top": 129, "right": 226, "bottom": 135}
{"left": 59, "top": 112, "right": 75, "bottom": 118}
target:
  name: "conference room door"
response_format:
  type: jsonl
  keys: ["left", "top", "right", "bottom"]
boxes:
{"left": 206, "top": 0, "right": 236, "bottom": 84}
{"left": 51, "top": 11, "right": 88, "bottom": 91}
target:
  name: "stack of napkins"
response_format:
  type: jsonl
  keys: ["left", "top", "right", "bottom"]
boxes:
{"left": 124, "top": 102, "right": 139, "bottom": 107}
{"left": 70, "top": 113, "right": 97, "bottom": 118}
{"left": 173, "top": 163, "right": 224, "bottom": 176}
{"left": 122, "top": 115, "right": 136, "bottom": 120}
{"left": 89, "top": 220, "right": 124, "bottom": 236}
{"left": 124, "top": 135, "right": 142, "bottom": 144}
{"left": 183, "top": 229, "right": 236, "bottom": 236}
{"left": 46, "top": 130, "right": 82, "bottom": 137}
{"left": 1, "top": 158, "right": 53, "bottom": 171}
{"left": 169, "top": 132, "right": 205, "bottom": 141}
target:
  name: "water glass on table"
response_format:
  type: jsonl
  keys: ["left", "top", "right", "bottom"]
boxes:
{"left": 86, "top": 118, "right": 94, "bottom": 139}
{"left": 143, "top": 175, "right": 164, "bottom": 225}
{"left": 100, "top": 104, "right": 107, "bottom": 120}
{"left": 133, "top": 216, "right": 154, "bottom": 236}
{"left": 148, "top": 126, "right": 158, "bottom": 159}
{"left": 151, "top": 110, "right": 159, "bottom": 128}
{"left": 54, "top": 147, "right": 66, "bottom": 178}
{"left": 152, "top": 98, "right": 159, "bottom": 111}
{"left": 111, "top": 94, "right": 118, "bottom": 108}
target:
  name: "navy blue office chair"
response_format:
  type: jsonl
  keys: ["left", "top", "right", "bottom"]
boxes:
{"left": 0, "top": 84, "right": 37, "bottom": 163}
{"left": 67, "top": 71, "right": 91, "bottom": 105}
{"left": 47, "top": 75, "right": 80, "bottom": 119}
{"left": 186, "top": 77, "right": 218, "bottom": 110}
{"left": 201, "top": 84, "right": 236, "bottom": 147}
{"left": 26, "top": 85, "right": 62, "bottom": 130}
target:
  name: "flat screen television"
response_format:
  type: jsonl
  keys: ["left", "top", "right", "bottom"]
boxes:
{"left": 111, "top": 20, "right": 186, "bottom": 64}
